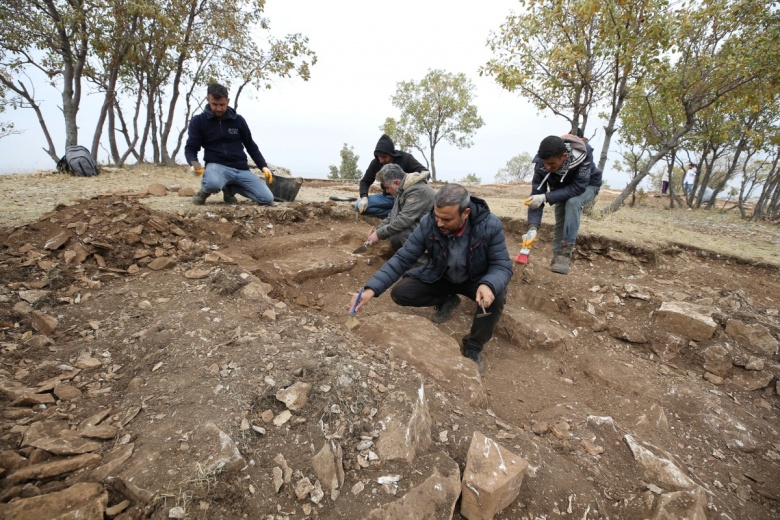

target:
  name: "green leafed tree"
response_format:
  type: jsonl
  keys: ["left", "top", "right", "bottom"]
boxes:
{"left": 608, "top": 0, "right": 780, "bottom": 214}
{"left": 328, "top": 144, "right": 362, "bottom": 180}
{"left": 460, "top": 173, "right": 481, "bottom": 184}
{"left": 0, "top": 0, "right": 316, "bottom": 166}
{"left": 483, "top": 0, "right": 671, "bottom": 173}
{"left": 386, "top": 69, "right": 484, "bottom": 181}
{"left": 495, "top": 152, "right": 533, "bottom": 183}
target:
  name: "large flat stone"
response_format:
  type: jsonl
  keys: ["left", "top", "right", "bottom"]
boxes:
{"left": 0, "top": 482, "right": 107, "bottom": 520}
{"left": 655, "top": 302, "right": 717, "bottom": 341}
{"left": 725, "top": 319, "right": 779, "bottom": 357}
{"left": 498, "top": 307, "right": 569, "bottom": 350}
{"left": 5, "top": 453, "right": 101, "bottom": 484}
{"left": 357, "top": 312, "right": 485, "bottom": 406}
{"left": 21, "top": 421, "right": 102, "bottom": 455}
{"left": 271, "top": 246, "right": 357, "bottom": 283}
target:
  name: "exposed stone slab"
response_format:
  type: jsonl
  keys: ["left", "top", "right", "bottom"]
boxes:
{"left": 312, "top": 441, "right": 344, "bottom": 494}
{"left": 727, "top": 370, "right": 774, "bottom": 391}
{"left": 512, "top": 290, "right": 560, "bottom": 314}
{"left": 375, "top": 383, "right": 432, "bottom": 463}
{"left": 498, "top": 307, "right": 569, "bottom": 350}
{"left": 147, "top": 257, "right": 176, "bottom": 270}
{"left": 624, "top": 434, "right": 695, "bottom": 491}
{"left": 357, "top": 313, "right": 485, "bottom": 406}
{"left": 21, "top": 421, "right": 102, "bottom": 455}
{"left": 5, "top": 453, "right": 101, "bottom": 484}
{"left": 650, "top": 487, "right": 708, "bottom": 520}
{"left": 91, "top": 443, "right": 134, "bottom": 481}
{"left": 460, "top": 432, "right": 528, "bottom": 520}
{"left": 0, "top": 482, "right": 107, "bottom": 520}
{"left": 194, "top": 421, "right": 246, "bottom": 474}
{"left": 724, "top": 319, "right": 779, "bottom": 357}
{"left": 655, "top": 302, "right": 717, "bottom": 341}
{"left": 608, "top": 320, "right": 648, "bottom": 344}
{"left": 697, "top": 345, "right": 733, "bottom": 377}
{"left": 368, "top": 451, "right": 460, "bottom": 519}
{"left": 272, "top": 247, "right": 357, "bottom": 283}
{"left": 31, "top": 310, "right": 59, "bottom": 336}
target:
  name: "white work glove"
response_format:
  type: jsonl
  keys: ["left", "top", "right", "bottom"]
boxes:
{"left": 522, "top": 227, "right": 537, "bottom": 246}
{"left": 357, "top": 197, "right": 369, "bottom": 213}
{"left": 524, "top": 194, "right": 547, "bottom": 209}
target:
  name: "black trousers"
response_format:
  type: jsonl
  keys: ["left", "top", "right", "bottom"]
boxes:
{"left": 390, "top": 276, "right": 506, "bottom": 353}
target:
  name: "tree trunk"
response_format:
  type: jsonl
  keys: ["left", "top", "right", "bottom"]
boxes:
{"left": 159, "top": 7, "right": 197, "bottom": 165}
{"left": 0, "top": 77, "right": 60, "bottom": 162}
{"left": 601, "top": 124, "right": 694, "bottom": 214}
{"left": 107, "top": 103, "right": 120, "bottom": 164}
{"left": 430, "top": 145, "right": 437, "bottom": 182}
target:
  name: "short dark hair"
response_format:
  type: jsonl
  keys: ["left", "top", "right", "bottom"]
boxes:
{"left": 434, "top": 183, "right": 470, "bottom": 213}
{"left": 538, "top": 136, "right": 567, "bottom": 160}
{"left": 207, "top": 83, "right": 229, "bottom": 99}
{"left": 378, "top": 164, "right": 405, "bottom": 186}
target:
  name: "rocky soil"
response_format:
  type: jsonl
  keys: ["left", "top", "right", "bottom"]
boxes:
{"left": 0, "top": 167, "right": 778, "bottom": 520}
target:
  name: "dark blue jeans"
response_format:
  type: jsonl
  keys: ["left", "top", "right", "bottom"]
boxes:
{"left": 202, "top": 163, "right": 273, "bottom": 205}
{"left": 354, "top": 193, "right": 394, "bottom": 218}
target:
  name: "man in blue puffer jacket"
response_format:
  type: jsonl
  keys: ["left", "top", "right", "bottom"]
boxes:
{"left": 184, "top": 83, "right": 274, "bottom": 206}
{"left": 350, "top": 183, "right": 513, "bottom": 373}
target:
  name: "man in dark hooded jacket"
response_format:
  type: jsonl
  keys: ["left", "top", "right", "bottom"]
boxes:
{"left": 355, "top": 134, "right": 426, "bottom": 218}
{"left": 350, "top": 183, "right": 513, "bottom": 373}
{"left": 522, "top": 134, "right": 601, "bottom": 275}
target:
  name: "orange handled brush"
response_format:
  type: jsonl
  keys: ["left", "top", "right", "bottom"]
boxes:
{"left": 515, "top": 236, "right": 536, "bottom": 264}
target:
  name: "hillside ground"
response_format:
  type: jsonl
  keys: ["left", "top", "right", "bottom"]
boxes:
{"left": 0, "top": 166, "right": 778, "bottom": 519}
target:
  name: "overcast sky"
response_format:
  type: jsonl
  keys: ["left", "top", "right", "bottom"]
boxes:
{"left": 0, "top": 0, "right": 624, "bottom": 187}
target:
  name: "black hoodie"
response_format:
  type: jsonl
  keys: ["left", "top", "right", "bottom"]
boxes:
{"left": 358, "top": 134, "right": 426, "bottom": 198}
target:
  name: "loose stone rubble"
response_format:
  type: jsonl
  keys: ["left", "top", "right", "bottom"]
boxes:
{"left": 0, "top": 193, "right": 778, "bottom": 519}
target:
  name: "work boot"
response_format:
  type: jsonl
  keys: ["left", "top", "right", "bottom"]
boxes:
{"left": 549, "top": 249, "right": 558, "bottom": 267}
{"left": 461, "top": 340, "right": 485, "bottom": 374}
{"left": 551, "top": 242, "right": 574, "bottom": 274}
{"left": 192, "top": 190, "right": 209, "bottom": 205}
{"left": 431, "top": 294, "right": 461, "bottom": 324}
{"left": 222, "top": 186, "right": 238, "bottom": 205}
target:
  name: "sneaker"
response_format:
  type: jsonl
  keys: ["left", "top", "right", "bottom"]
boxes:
{"left": 463, "top": 350, "right": 485, "bottom": 374}
{"left": 192, "top": 190, "right": 209, "bottom": 205}
{"left": 431, "top": 294, "right": 461, "bottom": 324}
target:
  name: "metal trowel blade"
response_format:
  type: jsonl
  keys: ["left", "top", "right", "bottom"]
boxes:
{"left": 345, "top": 314, "right": 360, "bottom": 330}
{"left": 352, "top": 242, "right": 371, "bottom": 254}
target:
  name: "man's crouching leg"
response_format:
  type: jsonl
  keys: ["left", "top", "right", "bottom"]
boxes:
{"left": 390, "top": 277, "right": 452, "bottom": 319}
{"left": 461, "top": 288, "right": 507, "bottom": 374}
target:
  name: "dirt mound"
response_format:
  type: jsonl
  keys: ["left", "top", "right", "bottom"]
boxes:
{"left": 0, "top": 191, "right": 778, "bottom": 519}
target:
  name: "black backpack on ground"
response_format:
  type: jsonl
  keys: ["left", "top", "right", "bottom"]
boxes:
{"left": 56, "top": 145, "right": 100, "bottom": 177}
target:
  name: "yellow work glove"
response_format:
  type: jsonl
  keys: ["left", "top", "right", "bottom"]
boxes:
{"left": 191, "top": 160, "right": 204, "bottom": 176}
{"left": 262, "top": 167, "right": 273, "bottom": 184}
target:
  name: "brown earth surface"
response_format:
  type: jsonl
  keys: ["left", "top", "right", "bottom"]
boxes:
{"left": 0, "top": 166, "right": 779, "bottom": 519}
